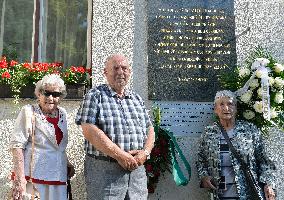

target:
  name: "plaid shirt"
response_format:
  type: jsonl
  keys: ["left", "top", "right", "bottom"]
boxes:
{"left": 75, "top": 84, "right": 152, "bottom": 156}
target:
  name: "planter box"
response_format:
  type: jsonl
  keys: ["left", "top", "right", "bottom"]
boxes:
{"left": 0, "top": 84, "right": 13, "bottom": 98}
{"left": 20, "top": 85, "right": 36, "bottom": 98}
{"left": 0, "top": 84, "right": 86, "bottom": 99}
{"left": 65, "top": 84, "right": 86, "bottom": 99}
{"left": 0, "top": 84, "right": 36, "bottom": 98}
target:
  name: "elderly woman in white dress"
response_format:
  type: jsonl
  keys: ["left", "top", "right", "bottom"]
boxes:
{"left": 10, "top": 74, "right": 75, "bottom": 200}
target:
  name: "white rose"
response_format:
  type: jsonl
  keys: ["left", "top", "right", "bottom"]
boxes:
{"left": 240, "top": 90, "right": 253, "bottom": 103}
{"left": 274, "top": 77, "right": 284, "bottom": 88}
{"left": 255, "top": 69, "right": 264, "bottom": 78}
{"left": 253, "top": 101, "right": 263, "bottom": 113}
{"left": 269, "top": 77, "right": 275, "bottom": 86}
{"left": 243, "top": 110, "right": 255, "bottom": 120}
{"left": 251, "top": 60, "right": 261, "bottom": 70}
{"left": 249, "top": 79, "right": 259, "bottom": 89}
{"left": 257, "top": 88, "right": 263, "bottom": 98}
{"left": 255, "top": 68, "right": 269, "bottom": 78}
{"left": 270, "top": 108, "right": 278, "bottom": 119}
{"left": 274, "top": 92, "right": 284, "bottom": 104}
{"left": 273, "top": 63, "right": 284, "bottom": 73}
{"left": 238, "top": 67, "right": 250, "bottom": 78}
{"left": 251, "top": 58, "right": 270, "bottom": 70}
{"left": 256, "top": 58, "right": 270, "bottom": 66}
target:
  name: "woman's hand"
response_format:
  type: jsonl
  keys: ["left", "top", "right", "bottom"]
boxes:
{"left": 12, "top": 178, "right": 26, "bottom": 200}
{"left": 200, "top": 176, "right": 217, "bottom": 190}
{"left": 11, "top": 149, "right": 26, "bottom": 200}
{"left": 264, "top": 185, "right": 275, "bottom": 200}
{"left": 67, "top": 163, "right": 75, "bottom": 178}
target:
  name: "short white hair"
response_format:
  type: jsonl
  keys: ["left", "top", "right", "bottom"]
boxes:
{"left": 34, "top": 74, "right": 67, "bottom": 98}
{"left": 214, "top": 90, "right": 237, "bottom": 105}
{"left": 104, "top": 54, "right": 131, "bottom": 68}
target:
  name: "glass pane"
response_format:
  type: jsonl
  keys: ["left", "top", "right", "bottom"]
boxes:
{"left": 46, "top": 0, "right": 88, "bottom": 67}
{"left": 0, "top": 0, "right": 33, "bottom": 62}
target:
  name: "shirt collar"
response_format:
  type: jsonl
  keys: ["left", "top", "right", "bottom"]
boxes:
{"left": 106, "top": 84, "right": 132, "bottom": 98}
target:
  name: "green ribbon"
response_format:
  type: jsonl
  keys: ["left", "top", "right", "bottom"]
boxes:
{"left": 157, "top": 126, "right": 191, "bottom": 186}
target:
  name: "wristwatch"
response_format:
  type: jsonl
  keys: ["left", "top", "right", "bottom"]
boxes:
{"left": 144, "top": 149, "right": 151, "bottom": 160}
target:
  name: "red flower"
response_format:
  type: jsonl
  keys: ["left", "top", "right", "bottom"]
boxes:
{"left": 23, "top": 63, "right": 31, "bottom": 68}
{"left": 70, "top": 66, "right": 77, "bottom": 72}
{"left": 1, "top": 71, "right": 11, "bottom": 79}
{"left": 70, "top": 66, "right": 85, "bottom": 73}
{"left": 31, "top": 62, "right": 49, "bottom": 72}
{"left": 159, "top": 138, "right": 168, "bottom": 146}
{"left": 52, "top": 70, "right": 60, "bottom": 75}
{"left": 0, "top": 57, "right": 8, "bottom": 69}
{"left": 50, "top": 62, "right": 63, "bottom": 67}
{"left": 151, "top": 147, "right": 161, "bottom": 156}
{"left": 153, "top": 170, "right": 160, "bottom": 177}
{"left": 145, "top": 164, "right": 153, "bottom": 172}
{"left": 86, "top": 68, "right": 92, "bottom": 75}
{"left": 147, "top": 185, "right": 155, "bottom": 193}
{"left": 160, "top": 147, "right": 168, "bottom": 156}
{"left": 10, "top": 60, "right": 18, "bottom": 67}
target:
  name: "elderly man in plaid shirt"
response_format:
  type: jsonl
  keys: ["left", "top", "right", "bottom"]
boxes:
{"left": 75, "top": 54, "right": 155, "bottom": 200}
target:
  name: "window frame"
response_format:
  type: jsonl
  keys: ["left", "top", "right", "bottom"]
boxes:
{"left": 32, "top": 0, "right": 92, "bottom": 70}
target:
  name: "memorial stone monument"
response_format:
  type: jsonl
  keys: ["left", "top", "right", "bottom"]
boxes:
{"left": 148, "top": 0, "right": 237, "bottom": 101}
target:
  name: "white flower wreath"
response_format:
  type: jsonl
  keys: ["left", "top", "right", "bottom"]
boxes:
{"left": 220, "top": 47, "right": 284, "bottom": 134}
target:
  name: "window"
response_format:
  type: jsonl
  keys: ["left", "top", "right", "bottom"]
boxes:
{"left": 0, "top": 0, "right": 34, "bottom": 62}
{"left": 44, "top": 0, "right": 88, "bottom": 66}
{"left": 0, "top": 0, "right": 89, "bottom": 67}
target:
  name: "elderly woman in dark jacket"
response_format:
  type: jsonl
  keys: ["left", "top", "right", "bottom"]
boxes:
{"left": 196, "top": 90, "right": 276, "bottom": 200}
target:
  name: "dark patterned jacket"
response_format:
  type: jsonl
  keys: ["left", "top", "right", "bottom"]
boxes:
{"left": 196, "top": 120, "right": 276, "bottom": 200}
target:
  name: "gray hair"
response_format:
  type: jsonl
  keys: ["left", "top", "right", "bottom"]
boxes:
{"left": 104, "top": 54, "right": 116, "bottom": 66}
{"left": 214, "top": 90, "right": 237, "bottom": 105}
{"left": 34, "top": 74, "right": 67, "bottom": 98}
{"left": 104, "top": 54, "right": 130, "bottom": 67}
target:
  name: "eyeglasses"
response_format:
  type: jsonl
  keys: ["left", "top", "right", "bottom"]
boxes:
{"left": 43, "top": 91, "right": 62, "bottom": 98}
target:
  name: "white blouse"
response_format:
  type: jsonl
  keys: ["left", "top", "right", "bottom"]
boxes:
{"left": 10, "top": 104, "right": 68, "bottom": 182}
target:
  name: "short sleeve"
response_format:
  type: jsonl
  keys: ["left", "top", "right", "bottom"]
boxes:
{"left": 10, "top": 105, "right": 33, "bottom": 149}
{"left": 75, "top": 90, "right": 99, "bottom": 125}
{"left": 135, "top": 94, "right": 152, "bottom": 128}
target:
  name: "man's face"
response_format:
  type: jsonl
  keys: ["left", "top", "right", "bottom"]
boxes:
{"left": 104, "top": 55, "right": 131, "bottom": 90}
{"left": 214, "top": 97, "right": 237, "bottom": 121}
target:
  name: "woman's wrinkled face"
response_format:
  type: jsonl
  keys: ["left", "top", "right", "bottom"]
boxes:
{"left": 214, "top": 97, "right": 237, "bottom": 121}
{"left": 38, "top": 85, "right": 62, "bottom": 113}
